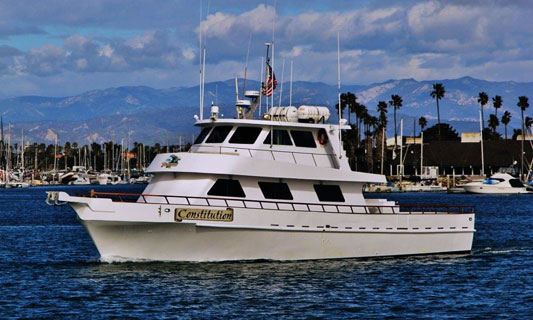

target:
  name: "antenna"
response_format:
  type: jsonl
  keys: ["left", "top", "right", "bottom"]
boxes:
{"left": 289, "top": 61, "right": 293, "bottom": 106}
{"left": 199, "top": 1, "right": 203, "bottom": 120}
{"left": 271, "top": 0, "right": 276, "bottom": 115}
{"left": 199, "top": 0, "right": 211, "bottom": 121}
{"left": 242, "top": 31, "right": 252, "bottom": 97}
{"left": 235, "top": 77, "right": 239, "bottom": 103}
{"left": 337, "top": 32, "right": 342, "bottom": 159}
{"left": 258, "top": 57, "right": 264, "bottom": 117}
{"left": 278, "top": 59, "right": 285, "bottom": 108}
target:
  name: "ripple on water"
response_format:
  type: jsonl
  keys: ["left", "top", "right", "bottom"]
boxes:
{"left": 0, "top": 187, "right": 531, "bottom": 318}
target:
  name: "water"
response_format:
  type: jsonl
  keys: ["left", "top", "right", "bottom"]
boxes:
{"left": 0, "top": 186, "right": 531, "bottom": 319}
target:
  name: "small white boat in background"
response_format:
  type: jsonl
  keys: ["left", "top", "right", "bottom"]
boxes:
{"left": 97, "top": 173, "right": 109, "bottom": 185}
{"left": 463, "top": 173, "right": 533, "bottom": 194}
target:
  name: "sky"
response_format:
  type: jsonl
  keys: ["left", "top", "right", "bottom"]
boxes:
{"left": 1, "top": 0, "right": 533, "bottom": 98}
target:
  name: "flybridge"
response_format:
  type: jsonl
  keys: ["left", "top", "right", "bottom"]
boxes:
{"left": 200, "top": 41, "right": 334, "bottom": 125}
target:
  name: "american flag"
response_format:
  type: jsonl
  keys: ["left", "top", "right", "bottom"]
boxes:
{"left": 262, "top": 63, "right": 277, "bottom": 97}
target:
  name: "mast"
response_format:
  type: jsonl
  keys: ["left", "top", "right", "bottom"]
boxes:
{"left": 381, "top": 127, "right": 385, "bottom": 175}
{"left": 479, "top": 110, "right": 485, "bottom": 176}
{"left": 263, "top": 43, "right": 271, "bottom": 112}
{"left": 421, "top": 130, "right": 424, "bottom": 177}
{"left": 400, "top": 118, "right": 403, "bottom": 179}
{"left": 337, "top": 32, "right": 342, "bottom": 159}
{"left": 198, "top": 1, "right": 203, "bottom": 120}
{"left": 278, "top": 59, "right": 285, "bottom": 107}
{"left": 242, "top": 32, "right": 252, "bottom": 97}
{"left": 53, "top": 134, "right": 57, "bottom": 174}
{"left": 21, "top": 129, "right": 24, "bottom": 170}
{"left": 289, "top": 61, "right": 293, "bottom": 106}
{"left": 271, "top": 0, "right": 276, "bottom": 115}
{"left": 258, "top": 57, "right": 264, "bottom": 116}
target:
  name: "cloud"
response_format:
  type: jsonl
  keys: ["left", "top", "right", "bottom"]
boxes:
{"left": 3, "top": 0, "right": 533, "bottom": 96}
{"left": 5, "top": 31, "right": 190, "bottom": 76}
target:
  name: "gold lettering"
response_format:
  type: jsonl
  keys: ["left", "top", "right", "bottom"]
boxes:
{"left": 174, "top": 208, "right": 233, "bottom": 222}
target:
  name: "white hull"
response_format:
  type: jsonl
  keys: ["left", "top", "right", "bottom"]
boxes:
{"left": 463, "top": 185, "right": 530, "bottom": 194}
{"left": 83, "top": 221, "right": 473, "bottom": 262}
{"left": 61, "top": 193, "right": 475, "bottom": 262}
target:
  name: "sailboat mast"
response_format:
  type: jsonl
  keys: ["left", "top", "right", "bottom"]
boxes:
{"left": 479, "top": 110, "right": 485, "bottom": 176}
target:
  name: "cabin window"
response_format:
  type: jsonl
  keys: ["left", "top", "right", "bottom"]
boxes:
{"left": 509, "top": 179, "right": 524, "bottom": 188}
{"left": 313, "top": 184, "right": 345, "bottom": 202}
{"left": 229, "top": 126, "right": 263, "bottom": 144}
{"left": 263, "top": 129, "right": 293, "bottom": 145}
{"left": 290, "top": 130, "right": 317, "bottom": 148}
{"left": 206, "top": 126, "right": 233, "bottom": 143}
{"left": 258, "top": 182, "right": 293, "bottom": 200}
{"left": 194, "top": 127, "right": 211, "bottom": 144}
{"left": 207, "top": 179, "right": 246, "bottom": 197}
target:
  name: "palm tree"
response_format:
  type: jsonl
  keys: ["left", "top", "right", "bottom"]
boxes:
{"left": 377, "top": 101, "right": 388, "bottom": 130}
{"left": 430, "top": 83, "right": 445, "bottom": 138}
{"left": 346, "top": 92, "right": 358, "bottom": 125}
{"left": 492, "top": 95, "right": 502, "bottom": 117}
{"left": 478, "top": 92, "right": 489, "bottom": 130}
{"left": 488, "top": 114, "right": 499, "bottom": 134}
{"left": 356, "top": 104, "right": 367, "bottom": 146}
{"left": 376, "top": 101, "right": 388, "bottom": 174}
{"left": 501, "top": 111, "right": 511, "bottom": 139}
{"left": 419, "top": 117, "right": 427, "bottom": 133}
{"left": 389, "top": 94, "right": 403, "bottom": 151}
{"left": 517, "top": 95, "right": 529, "bottom": 177}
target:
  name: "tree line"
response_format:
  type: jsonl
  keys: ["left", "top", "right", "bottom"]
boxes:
{"left": 335, "top": 83, "right": 532, "bottom": 173}
{"left": 0, "top": 141, "right": 191, "bottom": 172}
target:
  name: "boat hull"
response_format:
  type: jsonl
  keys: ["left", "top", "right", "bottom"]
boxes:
{"left": 463, "top": 185, "right": 530, "bottom": 194}
{"left": 60, "top": 193, "right": 475, "bottom": 262}
{"left": 81, "top": 220, "right": 474, "bottom": 262}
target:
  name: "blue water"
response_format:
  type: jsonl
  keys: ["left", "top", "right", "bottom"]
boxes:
{"left": 0, "top": 186, "right": 531, "bottom": 319}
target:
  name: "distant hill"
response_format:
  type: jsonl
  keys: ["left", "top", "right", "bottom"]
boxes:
{"left": 1, "top": 76, "right": 530, "bottom": 144}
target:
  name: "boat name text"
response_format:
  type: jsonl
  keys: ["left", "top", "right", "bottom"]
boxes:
{"left": 174, "top": 208, "right": 233, "bottom": 222}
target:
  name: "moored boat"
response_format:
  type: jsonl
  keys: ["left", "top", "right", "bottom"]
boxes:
{"left": 463, "top": 172, "right": 532, "bottom": 194}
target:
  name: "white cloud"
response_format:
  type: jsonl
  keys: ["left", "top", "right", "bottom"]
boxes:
{"left": 4, "top": 1, "right": 533, "bottom": 96}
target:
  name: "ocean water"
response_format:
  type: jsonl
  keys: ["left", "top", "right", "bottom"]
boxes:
{"left": 0, "top": 185, "right": 531, "bottom": 319}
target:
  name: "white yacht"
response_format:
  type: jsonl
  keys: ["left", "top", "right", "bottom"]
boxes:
{"left": 463, "top": 172, "right": 532, "bottom": 194}
{"left": 46, "top": 51, "right": 475, "bottom": 262}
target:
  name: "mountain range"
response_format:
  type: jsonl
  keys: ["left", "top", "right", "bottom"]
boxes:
{"left": 1, "top": 76, "right": 531, "bottom": 144}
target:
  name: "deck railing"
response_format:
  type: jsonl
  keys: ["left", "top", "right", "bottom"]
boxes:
{"left": 82, "top": 191, "right": 475, "bottom": 215}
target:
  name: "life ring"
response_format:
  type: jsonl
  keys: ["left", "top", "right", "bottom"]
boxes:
{"left": 317, "top": 129, "right": 328, "bottom": 145}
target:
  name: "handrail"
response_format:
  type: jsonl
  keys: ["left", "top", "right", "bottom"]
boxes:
{"left": 84, "top": 191, "right": 474, "bottom": 215}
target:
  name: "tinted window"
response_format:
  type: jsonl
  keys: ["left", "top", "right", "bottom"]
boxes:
{"left": 207, "top": 179, "right": 246, "bottom": 197}
{"left": 290, "top": 130, "right": 317, "bottom": 148}
{"left": 509, "top": 179, "right": 524, "bottom": 188}
{"left": 263, "top": 130, "right": 292, "bottom": 145}
{"left": 229, "top": 127, "right": 262, "bottom": 144}
{"left": 206, "top": 126, "right": 233, "bottom": 143}
{"left": 258, "top": 182, "right": 293, "bottom": 200}
{"left": 194, "top": 127, "right": 211, "bottom": 144}
{"left": 313, "top": 184, "right": 345, "bottom": 202}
